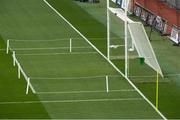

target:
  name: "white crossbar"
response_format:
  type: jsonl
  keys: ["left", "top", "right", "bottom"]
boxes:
{"left": 108, "top": 7, "right": 134, "bottom": 23}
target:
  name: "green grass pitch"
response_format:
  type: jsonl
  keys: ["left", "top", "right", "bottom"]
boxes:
{"left": 0, "top": 0, "right": 180, "bottom": 119}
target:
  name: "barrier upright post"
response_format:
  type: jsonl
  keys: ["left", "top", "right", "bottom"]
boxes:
{"left": 6, "top": 40, "right": 9, "bottom": 54}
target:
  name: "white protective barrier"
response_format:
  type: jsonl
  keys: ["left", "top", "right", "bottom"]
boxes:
{"left": 7, "top": 38, "right": 76, "bottom": 54}
{"left": 6, "top": 40, "right": 10, "bottom": 54}
{"left": 12, "top": 51, "right": 36, "bottom": 94}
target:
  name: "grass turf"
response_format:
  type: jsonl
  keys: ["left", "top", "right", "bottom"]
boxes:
{"left": 0, "top": 0, "right": 178, "bottom": 119}
{"left": 0, "top": 0, "right": 162, "bottom": 119}
{"left": 0, "top": 36, "right": 50, "bottom": 119}
{"left": 57, "top": 0, "right": 180, "bottom": 119}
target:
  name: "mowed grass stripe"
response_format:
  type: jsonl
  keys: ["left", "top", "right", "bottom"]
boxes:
{"left": 36, "top": 89, "right": 136, "bottom": 94}
{"left": 0, "top": 36, "right": 50, "bottom": 119}
{"left": 0, "top": 0, "right": 163, "bottom": 119}
{"left": 44, "top": 0, "right": 166, "bottom": 119}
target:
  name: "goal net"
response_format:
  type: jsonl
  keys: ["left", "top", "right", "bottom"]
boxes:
{"left": 108, "top": 7, "right": 135, "bottom": 60}
{"left": 107, "top": 1, "right": 163, "bottom": 77}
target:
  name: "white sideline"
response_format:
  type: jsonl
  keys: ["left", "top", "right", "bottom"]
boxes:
{"left": 16, "top": 52, "right": 98, "bottom": 56}
{"left": 36, "top": 89, "right": 136, "bottom": 94}
{"left": 43, "top": 0, "right": 167, "bottom": 119}
{"left": 0, "top": 98, "right": 143, "bottom": 105}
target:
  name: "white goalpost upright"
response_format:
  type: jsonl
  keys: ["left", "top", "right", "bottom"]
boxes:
{"left": 107, "top": 0, "right": 110, "bottom": 60}
{"left": 124, "top": 0, "right": 129, "bottom": 77}
{"left": 107, "top": 0, "right": 129, "bottom": 77}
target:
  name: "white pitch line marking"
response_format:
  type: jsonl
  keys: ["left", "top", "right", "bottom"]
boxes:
{"left": 36, "top": 89, "right": 136, "bottom": 94}
{"left": 11, "top": 46, "right": 92, "bottom": 51}
{"left": 31, "top": 75, "right": 108, "bottom": 80}
{"left": 16, "top": 52, "right": 98, "bottom": 56}
{"left": 0, "top": 98, "right": 143, "bottom": 105}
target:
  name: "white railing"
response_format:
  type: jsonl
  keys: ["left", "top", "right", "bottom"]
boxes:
{"left": 12, "top": 51, "right": 36, "bottom": 94}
